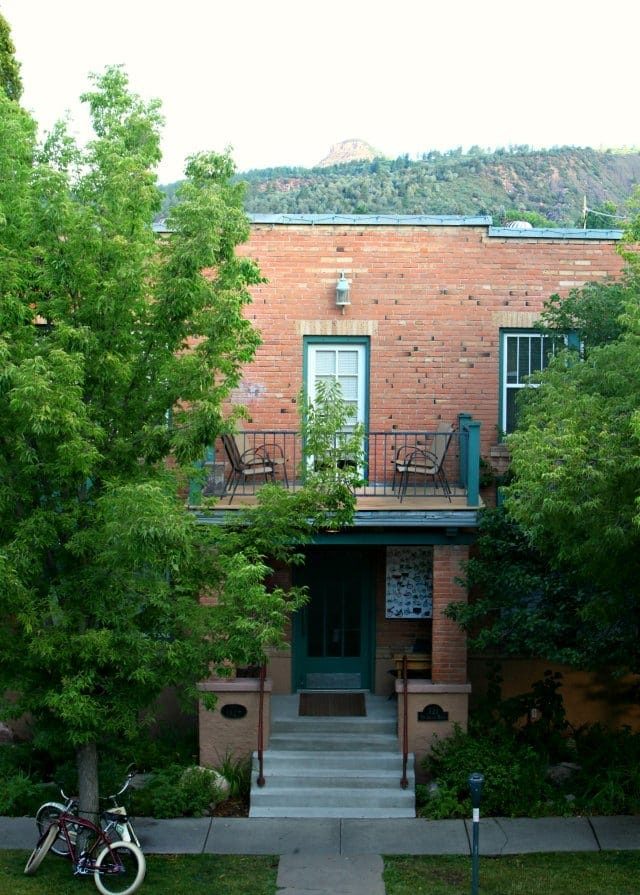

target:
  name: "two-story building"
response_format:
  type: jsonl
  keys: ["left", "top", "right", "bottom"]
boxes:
{"left": 190, "top": 214, "right": 624, "bottom": 816}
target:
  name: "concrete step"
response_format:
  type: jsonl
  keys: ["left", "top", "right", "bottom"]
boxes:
{"left": 267, "top": 733, "right": 399, "bottom": 752}
{"left": 251, "top": 770, "right": 414, "bottom": 789}
{"left": 249, "top": 805, "right": 416, "bottom": 818}
{"left": 253, "top": 750, "right": 409, "bottom": 773}
{"left": 271, "top": 717, "right": 397, "bottom": 735}
{"left": 250, "top": 785, "right": 415, "bottom": 809}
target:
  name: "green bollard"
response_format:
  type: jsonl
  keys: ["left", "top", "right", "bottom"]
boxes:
{"left": 469, "top": 772, "right": 484, "bottom": 895}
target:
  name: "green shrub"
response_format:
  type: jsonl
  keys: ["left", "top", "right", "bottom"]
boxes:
{"left": 423, "top": 724, "right": 552, "bottom": 817}
{"left": 417, "top": 782, "right": 469, "bottom": 820}
{"left": 572, "top": 725, "right": 640, "bottom": 815}
{"left": 129, "top": 763, "right": 228, "bottom": 818}
{"left": 0, "top": 771, "right": 42, "bottom": 815}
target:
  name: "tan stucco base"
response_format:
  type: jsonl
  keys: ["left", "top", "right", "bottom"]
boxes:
{"left": 469, "top": 657, "right": 640, "bottom": 731}
{"left": 266, "top": 651, "right": 292, "bottom": 694}
{"left": 199, "top": 678, "right": 272, "bottom": 768}
{"left": 396, "top": 680, "right": 471, "bottom": 782}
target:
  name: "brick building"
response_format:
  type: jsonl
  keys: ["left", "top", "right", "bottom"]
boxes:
{"left": 192, "top": 215, "right": 626, "bottom": 813}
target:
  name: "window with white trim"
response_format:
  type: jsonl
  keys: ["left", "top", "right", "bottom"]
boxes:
{"left": 501, "top": 330, "right": 566, "bottom": 433}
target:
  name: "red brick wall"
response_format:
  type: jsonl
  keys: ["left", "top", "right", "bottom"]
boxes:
{"left": 233, "top": 224, "right": 623, "bottom": 453}
{"left": 432, "top": 544, "right": 469, "bottom": 684}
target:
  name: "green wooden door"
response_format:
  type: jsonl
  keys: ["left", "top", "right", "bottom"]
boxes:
{"left": 293, "top": 549, "right": 374, "bottom": 691}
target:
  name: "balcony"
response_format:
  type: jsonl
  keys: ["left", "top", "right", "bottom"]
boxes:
{"left": 191, "top": 415, "right": 482, "bottom": 527}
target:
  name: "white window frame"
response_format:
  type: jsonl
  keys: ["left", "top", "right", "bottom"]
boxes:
{"left": 500, "top": 330, "right": 567, "bottom": 434}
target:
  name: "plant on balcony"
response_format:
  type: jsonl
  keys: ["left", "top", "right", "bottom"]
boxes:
{"left": 299, "top": 379, "right": 365, "bottom": 525}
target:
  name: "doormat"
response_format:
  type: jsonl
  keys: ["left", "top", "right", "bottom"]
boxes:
{"left": 299, "top": 692, "right": 366, "bottom": 717}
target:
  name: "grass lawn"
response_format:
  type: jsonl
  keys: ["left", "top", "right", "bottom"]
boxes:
{"left": 384, "top": 852, "right": 640, "bottom": 895}
{"left": 0, "top": 851, "right": 278, "bottom": 895}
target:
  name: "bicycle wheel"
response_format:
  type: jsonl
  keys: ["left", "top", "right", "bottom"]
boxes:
{"left": 94, "top": 841, "right": 146, "bottom": 895}
{"left": 36, "top": 802, "right": 73, "bottom": 856}
{"left": 24, "top": 822, "right": 59, "bottom": 875}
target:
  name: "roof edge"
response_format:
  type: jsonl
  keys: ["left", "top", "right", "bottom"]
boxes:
{"left": 152, "top": 215, "right": 624, "bottom": 240}
{"left": 488, "top": 225, "right": 623, "bottom": 240}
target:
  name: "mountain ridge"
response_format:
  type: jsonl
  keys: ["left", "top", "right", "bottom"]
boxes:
{"left": 160, "top": 145, "right": 640, "bottom": 227}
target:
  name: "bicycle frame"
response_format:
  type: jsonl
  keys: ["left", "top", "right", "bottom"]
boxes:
{"left": 52, "top": 810, "right": 130, "bottom": 878}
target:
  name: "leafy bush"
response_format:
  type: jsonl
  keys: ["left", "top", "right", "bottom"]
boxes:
{"left": 416, "top": 782, "right": 469, "bottom": 820}
{"left": 571, "top": 725, "right": 640, "bottom": 815}
{"left": 424, "top": 724, "right": 553, "bottom": 816}
{"left": 129, "top": 764, "right": 229, "bottom": 818}
{"left": 0, "top": 770, "right": 43, "bottom": 815}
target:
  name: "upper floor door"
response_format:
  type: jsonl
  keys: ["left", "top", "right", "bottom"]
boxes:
{"left": 304, "top": 338, "right": 369, "bottom": 432}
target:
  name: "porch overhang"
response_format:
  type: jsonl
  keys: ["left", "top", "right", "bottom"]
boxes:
{"left": 192, "top": 505, "right": 481, "bottom": 545}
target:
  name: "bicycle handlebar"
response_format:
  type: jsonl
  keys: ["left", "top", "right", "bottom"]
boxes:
{"left": 57, "top": 765, "right": 138, "bottom": 805}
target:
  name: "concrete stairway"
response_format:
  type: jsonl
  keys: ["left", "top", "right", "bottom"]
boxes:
{"left": 250, "top": 693, "right": 415, "bottom": 818}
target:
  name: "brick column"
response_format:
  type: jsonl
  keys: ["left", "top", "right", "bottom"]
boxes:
{"left": 431, "top": 544, "right": 469, "bottom": 684}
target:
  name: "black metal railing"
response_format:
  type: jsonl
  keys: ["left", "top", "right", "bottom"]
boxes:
{"left": 200, "top": 425, "right": 480, "bottom": 505}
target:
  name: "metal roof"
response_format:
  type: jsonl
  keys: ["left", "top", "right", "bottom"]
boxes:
{"left": 153, "top": 215, "right": 623, "bottom": 240}
{"left": 248, "top": 213, "right": 492, "bottom": 226}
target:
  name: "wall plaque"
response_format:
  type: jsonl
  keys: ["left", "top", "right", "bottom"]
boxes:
{"left": 418, "top": 703, "right": 449, "bottom": 722}
{"left": 221, "top": 703, "right": 248, "bottom": 720}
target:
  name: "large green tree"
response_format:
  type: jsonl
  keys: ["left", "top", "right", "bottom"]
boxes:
{"left": 449, "top": 253, "right": 640, "bottom": 676}
{"left": 0, "top": 64, "right": 316, "bottom": 817}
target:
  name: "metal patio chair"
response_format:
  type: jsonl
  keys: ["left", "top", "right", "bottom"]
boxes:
{"left": 221, "top": 433, "right": 277, "bottom": 502}
{"left": 393, "top": 422, "right": 454, "bottom": 503}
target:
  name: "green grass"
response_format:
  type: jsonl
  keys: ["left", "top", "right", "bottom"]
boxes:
{"left": 0, "top": 851, "right": 278, "bottom": 895}
{"left": 384, "top": 852, "right": 640, "bottom": 895}
{"left": 7, "top": 850, "right": 640, "bottom": 895}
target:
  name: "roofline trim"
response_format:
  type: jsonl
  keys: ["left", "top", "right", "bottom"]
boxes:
{"left": 153, "top": 215, "right": 623, "bottom": 241}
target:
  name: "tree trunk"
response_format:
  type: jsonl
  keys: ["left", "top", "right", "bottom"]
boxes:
{"left": 77, "top": 741, "right": 99, "bottom": 821}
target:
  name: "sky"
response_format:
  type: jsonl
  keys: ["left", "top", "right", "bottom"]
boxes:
{"left": 2, "top": 0, "right": 639, "bottom": 183}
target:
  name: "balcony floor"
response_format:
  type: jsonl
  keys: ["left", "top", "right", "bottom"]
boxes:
{"left": 211, "top": 490, "right": 480, "bottom": 512}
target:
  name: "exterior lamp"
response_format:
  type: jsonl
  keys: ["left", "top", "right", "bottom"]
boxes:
{"left": 335, "top": 272, "right": 351, "bottom": 312}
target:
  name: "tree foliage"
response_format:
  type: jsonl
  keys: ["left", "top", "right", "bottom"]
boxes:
{"left": 450, "top": 251, "right": 640, "bottom": 676}
{"left": 0, "top": 13, "right": 21, "bottom": 101}
{"left": 0, "top": 64, "right": 346, "bottom": 813}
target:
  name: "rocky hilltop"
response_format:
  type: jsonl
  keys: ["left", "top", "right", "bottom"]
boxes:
{"left": 316, "top": 139, "right": 383, "bottom": 168}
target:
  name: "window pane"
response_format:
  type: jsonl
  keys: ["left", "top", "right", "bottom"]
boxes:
{"left": 506, "top": 337, "right": 518, "bottom": 384}
{"left": 530, "top": 337, "right": 542, "bottom": 372}
{"left": 506, "top": 388, "right": 518, "bottom": 433}
{"left": 307, "top": 599, "right": 324, "bottom": 657}
{"left": 326, "top": 596, "right": 342, "bottom": 657}
{"left": 337, "top": 351, "right": 358, "bottom": 375}
{"left": 518, "top": 337, "right": 530, "bottom": 381}
{"left": 315, "top": 351, "right": 336, "bottom": 376}
{"left": 542, "top": 336, "right": 560, "bottom": 367}
{"left": 338, "top": 375, "right": 358, "bottom": 402}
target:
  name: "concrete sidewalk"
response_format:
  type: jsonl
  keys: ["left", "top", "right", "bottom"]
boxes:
{"left": 3, "top": 815, "right": 639, "bottom": 855}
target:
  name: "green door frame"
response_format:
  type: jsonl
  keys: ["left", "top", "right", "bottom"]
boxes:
{"left": 292, "top": 548, "right": 376, "bottom": 692}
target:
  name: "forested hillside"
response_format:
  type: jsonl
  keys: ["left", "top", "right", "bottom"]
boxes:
{"left": 160, "top": 146, "right": 640, "bottom": 226}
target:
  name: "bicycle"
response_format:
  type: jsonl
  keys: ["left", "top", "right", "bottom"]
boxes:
{"left": 35, "top": 765, "right": 141, "bottom": 856}
{"left": 25, "top": 801, "right": 146, "bottom": 895}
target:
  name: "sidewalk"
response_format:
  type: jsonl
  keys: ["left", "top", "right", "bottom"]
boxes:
{"left": 2, "top": 814, "right": 639, "bottom": 855}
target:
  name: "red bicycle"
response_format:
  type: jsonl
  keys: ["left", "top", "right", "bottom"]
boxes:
{"left": 25, "top": 798, "right": 146, "bottom": 895}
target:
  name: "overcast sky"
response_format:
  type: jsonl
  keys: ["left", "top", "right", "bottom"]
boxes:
{"left": 2, "top": 0, "right": 638, "bottom": 183}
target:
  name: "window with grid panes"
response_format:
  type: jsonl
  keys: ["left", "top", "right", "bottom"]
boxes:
{"left": 501, "top": 331, "right": 566, "bottom": 433}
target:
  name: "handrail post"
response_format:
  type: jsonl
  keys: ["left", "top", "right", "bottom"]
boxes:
{"left": 401, "top": 654, "right": 409, "bottom": 789}
{"left": 457, "top": 413, "right": 472, "bottom": 489}
{"left": 465, "top": 420, "right": 481, "bottom": 507}
{"left": 257, "top": 662, "right": 266, "bottom": 787}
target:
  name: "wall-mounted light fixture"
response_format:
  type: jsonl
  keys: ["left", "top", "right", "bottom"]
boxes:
{"left": 335, "top": 272, "right": 351, "bottom": 313}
